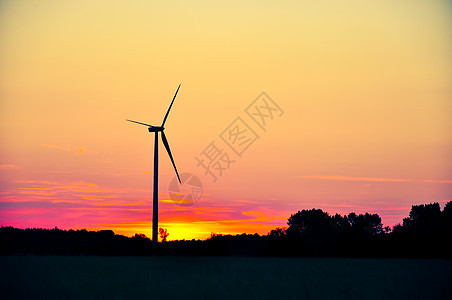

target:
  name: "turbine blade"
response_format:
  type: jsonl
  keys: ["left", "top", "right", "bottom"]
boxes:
{"left": 161, "top": 84, "right": 181, "bottom": 127}
{"left": 161, "top": 131, "right": 181, "bottom": 183}
{"left": 126, "top": 119, "right": 154, "bottom": 127}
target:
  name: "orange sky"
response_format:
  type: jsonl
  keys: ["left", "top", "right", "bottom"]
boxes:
{"left": 1, "top": 1, "right": 451, "bottom": 240}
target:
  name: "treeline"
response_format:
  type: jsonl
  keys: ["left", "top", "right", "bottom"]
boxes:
{"left": 1, "top": 201, "right": 451, "bottom": 258}
{"left": 0, "top": 228, "right": 154, "bottom": 256}
{"left": 207, "top": 201, "right": 451, "bottom": 258}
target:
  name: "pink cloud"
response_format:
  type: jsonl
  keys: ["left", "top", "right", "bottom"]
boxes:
{"left": 0, "top": 165, "right": 18, "bottom": 170}
{"left": 300, "top": 175, "right": 452, "bottom": 184}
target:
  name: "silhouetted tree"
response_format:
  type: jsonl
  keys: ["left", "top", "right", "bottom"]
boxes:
{"left": 348, "top": 212, "right": 383, "bottom": 236}
{"left": 443, "top": 201, "right": 452, "bottom": 217}
{"left": 331, "top": 213, "right": 351, "bottom": 233}
{"left": 287, "top": 209, "right": 333, "bottom": 237}
{"left": 389, "top": 201, "right": 452, "bottom": 258}
{"left": 133, "top": 233, "right": 147, "bottom": 239}
{"left": 402, "top": 202, "right": 441, "bottom": 233}
{"left": 159, "top": 228, "right": 169, "bottom": 242}
{"left": 441, "top": 201, "right": 452, "bottom": 232}
{"left": 268, "top": 227, "right": 287, "bottom": 239}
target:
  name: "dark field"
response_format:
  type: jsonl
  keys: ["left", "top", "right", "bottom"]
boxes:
{"left": 1, "top": 256, "right": 451, "bottom": 299}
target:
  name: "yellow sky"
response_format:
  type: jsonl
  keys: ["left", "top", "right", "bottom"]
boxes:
{"left": 1, "top": 0, "right": 451, "bottom": 239}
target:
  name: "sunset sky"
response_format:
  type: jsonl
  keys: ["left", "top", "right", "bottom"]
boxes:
{"left": 1, "top": 0, "right": 451, "bottom": 240}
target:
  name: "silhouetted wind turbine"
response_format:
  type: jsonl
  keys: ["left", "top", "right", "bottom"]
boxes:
{"left": 126, "top": 84, "right": 181, "bottom": 245}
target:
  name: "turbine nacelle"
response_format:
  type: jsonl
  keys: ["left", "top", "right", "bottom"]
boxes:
{"left": 148, "top": 126, "right": 164, "bottom": 132}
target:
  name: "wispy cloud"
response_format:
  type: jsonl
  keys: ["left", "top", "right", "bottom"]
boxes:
{"left": 300, "top": 175, "right": 452, "bottom": 184}
{"left": 3, "top": 180, "right": 149, "bottom": 207}
{"left": 41, "top": 144, "right": 92, "bottom": 154}
{"left": 41, "top": 144, "right": 72, "bottom": 151}
{"left": 0, "top": 165, "right": 18, "bottom": 170}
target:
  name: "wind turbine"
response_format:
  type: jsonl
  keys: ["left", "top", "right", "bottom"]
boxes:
{"left": 126, "top": 84, "right": 181, "bottom": 245}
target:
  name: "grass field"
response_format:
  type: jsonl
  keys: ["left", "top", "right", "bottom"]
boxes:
{"left": 1, "top": 256, "right": 451, "bottom": 299}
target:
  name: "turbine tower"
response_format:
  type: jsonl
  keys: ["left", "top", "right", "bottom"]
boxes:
{"left": 126, "top": 84, "right": 181, "bottom": 245}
